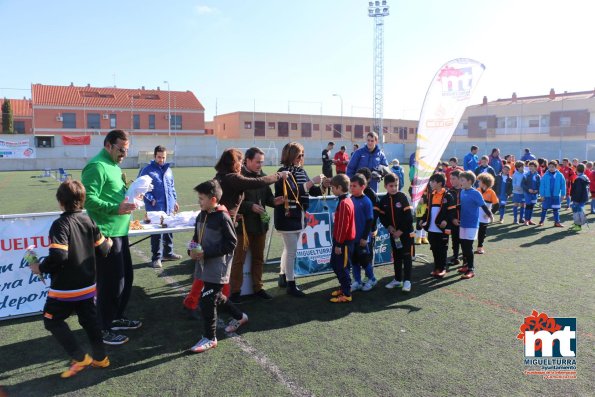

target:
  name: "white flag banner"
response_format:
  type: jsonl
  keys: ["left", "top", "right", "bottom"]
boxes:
{"left": 411, "top": 58, "right": 485, "bottom": 208}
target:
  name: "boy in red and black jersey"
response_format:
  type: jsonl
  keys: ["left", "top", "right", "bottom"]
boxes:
{"left": 329, "top": 174, "right": 356, "bottom": 303}
{"left": 560, "top": 158, "right": 576, "bottom": 209}
{"left": 419, "top": 173, "right": 456, "bottom": 278}
{"left": 29, "top": 180, "right": 112, "bottom": 378}
{"left": 378, "top": 173, "right": 415, "bottom": 292}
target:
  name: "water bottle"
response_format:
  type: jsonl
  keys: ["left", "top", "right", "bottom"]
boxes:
{"left": 188, "top": 241, "right": 204, "bottom": 266}
{"left": 393, "top": 236, "right": 403, "bottom": 249}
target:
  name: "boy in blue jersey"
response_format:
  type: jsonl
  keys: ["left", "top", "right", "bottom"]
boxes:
{"left": 522, "top": 160, "right": 541, "bottom": 226}
{"left": 538, "top": 161, "right": 566, "bottom": 227}
{"left": 455, "top": 172, "right": 493, "bottom": 279}
{"left": 511, "top": 161, "right": 526, "bottom": 224}
{"left": 494, "top": 164, "right": 512, "bottom": 223}
{"left": 349, "top": 174, "right": 377, "bottom": 292}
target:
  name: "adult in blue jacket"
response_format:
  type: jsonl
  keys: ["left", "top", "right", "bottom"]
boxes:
{"left": 390, "top": 159, "right": 405, "bottom": 191}
{"left": 138, "top": 145, "right": 181, "bottom": 268}
{"left": 488, "top": 148, "right": 503, "bottom": 175}
{"left": 520, "top": 148, "right": 536, "bottom": 161}
{"left": 346, "top": 132, "right": 388, "bottom": 192}
{"left": 463, "top": 145, "right": 479, "bottom": 171}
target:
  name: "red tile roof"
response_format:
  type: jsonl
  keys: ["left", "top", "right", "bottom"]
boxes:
{"left": 9, "top": 99, "right": 33, "bottom": 117}
{"left": 32, "top": 84, "right": 204, "bottom": 111}
{"left": 470, "top": 89, "right": 595, "bottom": 108}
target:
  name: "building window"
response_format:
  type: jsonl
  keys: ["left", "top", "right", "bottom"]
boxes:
{"left": 409, "top": 127, "right": 414, "bottom": 135}
{"left": 346, "top": 125, "right": 352, "bottom": 133}
{"left": 560, "top": 116, "right": 571, "bottom": 127}
{"left": 14, "top": 121, "right": 25, "bottom": 134}
{"left": 109, "top": 114, "right": 117, "bottom": 129}
{"left": 528, "top": 118, "right": 539, "bottom": 128}
{"left": 496, "top": 118, "right": 505, "bottom": 129}
{"left": 291, "top": 123, "right": 298, "bottom": 130}
{"left": 171, "top": 115, "right": 182, "bottom": 130}
{"left": 399, "top": 127, "right": 408, "bottom": 140}
{"left": 365, "top": 125, "right": 371, "bottom": 133}
{"left": 478, "top": 121, "right": 487, "bottom": 129}
{"left": 268, "top": 122, "right": 275, "bottom": 129}
{"left": 313, "top": 124, "right": 320, "bottom": 131}
{"left": 462, "top": 121, "right": 468, "bottom": 130}
{"left": 301, "top": 122, "right": 312, "bottom": 137}
{"left": 325, "top": 124, "right": 332, "bottom": 132}
{"left": 35, "top": 136, "right": 54, "bottom": 148}
{"left": 354, "top": 125, "right": 363, "bottom": 139}
{"left": 333, "top": 124, "right": 342, "bottom": 138}
{"left": 506, "top": 117, "right": 517, "bottom": 128}
{"left": 87, "top": 113, "right": 100, "bottom": 129}
{"left": 255, "top": 121, "right": 265, "bottom": 136}
{"left": 244, "top": 121, "right": 252, "bottom": 129}
{"left": 149, "top": 114, "right": 155, "bottom": 129}
{"left": 540, "top": 115, "right": 550, "bottom": 127}
{"left": 133, "top": 114, "right": 140, "bottom": 130}
{"left": 62, "top": 113, "right": 76, "bottom": 128}
{"left": 393, "top": 127, "right": 399, "bottom": 134}
{"left": 278, "top": 122, "right": 289, "bottom": 137}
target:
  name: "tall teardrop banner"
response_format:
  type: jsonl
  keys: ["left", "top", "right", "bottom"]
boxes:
{"left": 411, "top": 58, "right": 485, "bottom": 208}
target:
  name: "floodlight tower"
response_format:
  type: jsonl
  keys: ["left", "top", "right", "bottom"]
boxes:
{"left": 368, "top": 0, "right": 389, "bottom": 146}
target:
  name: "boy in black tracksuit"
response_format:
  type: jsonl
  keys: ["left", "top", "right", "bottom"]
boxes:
{"left": 356, "top": 168, "right": 380, "bottom": 259}
{"left": 188, "top": 180, "right": 247, "bottom": 353}
{"left": 378, "top": 173, "right": 415, "bottom": 292}
{"left": 448, "top": 170, "right": 462, "bottom": 266}
{"left": 420, "top": 173, "right": 456, "bottom": 278}
{"left": 29, "top": 180, "right": 112, "bottom": 378}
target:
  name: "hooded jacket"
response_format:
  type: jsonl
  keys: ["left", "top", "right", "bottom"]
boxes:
{"left": 191, "top": 205, "right": 237, "bottom": 284}
{"left": 346, "top": 145, "right": 389, "bottom": 192}
{"left": 138, "top": 160, "right": 177, "bottom": 214}
{"left": 539, "top": 170, "right": 566, "bottom": 198}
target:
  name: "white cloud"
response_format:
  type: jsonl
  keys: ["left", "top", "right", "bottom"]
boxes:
{"left": 194, "top": 5, "right": 218, "bottom": 15}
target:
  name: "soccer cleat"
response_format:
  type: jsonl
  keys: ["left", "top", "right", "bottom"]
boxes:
{"left": 569, "top": 224, "right": 582, "bottom": 231}
{"left": 189, "top": 337, "right": 218, "bottom": 353}
{"left": 162, "top": 253, "right": 183, "bottom": 261}
{"left": 101, "top": 330, "right": 129, "bottom": 345}
{"left": 554, "top": 222, "right": 564, "bottom": 228}
{"left": 61, "top": 354, "right": 92, "bottom": 378}
{"left": 225, "top": 313, "right": 248, "bottom": 333}
{"left": 402, "top": 280, "right": 412, "bottom": 292}
{"left": 351, "top": 281, "right": 363, "bottom": 291}
{"left": 111, "top": 318, "right": 142, "bottom": 330}
{"left": 331, "top": 289, "right": 343, "bottom": 297}
{"left": 385, "top": 279, "right": 403, "bottom": 289}
{"left": 461, "top": 271, "right": 475, "bottom": 279}
{"left": 421, "top": 238, "right": 429, "bottom": 244}
{"left": 330, "top": 294, "right": 352, "bottom": 303}
{"left": 457, "top": 266, "right": 469, "bottom": 274}
{"left": 91, "top": 356, "right": 110, "bottom": 368}
{"left": 151, "top": 259, "right": 162, "bottom": 268}
{"left": 362, "top": 279, "right": 377, "bottom": 292}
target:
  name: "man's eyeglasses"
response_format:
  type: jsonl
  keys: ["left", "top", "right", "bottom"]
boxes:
{"left": 112, "top": 144, "right": 129, "bottom": 154}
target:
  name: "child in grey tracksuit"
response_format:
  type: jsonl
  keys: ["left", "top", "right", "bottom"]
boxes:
{"left": 188, "top": 180, "right": 247, "bottom": 353}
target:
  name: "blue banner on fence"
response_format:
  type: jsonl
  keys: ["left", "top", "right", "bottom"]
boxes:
{"left": 294, "top": 195, "right": 393, "bottom": 276}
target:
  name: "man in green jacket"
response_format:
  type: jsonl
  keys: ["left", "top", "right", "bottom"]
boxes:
{"left": 82, "top": 129, "right": 141, "bottom": 346}
{"left": 229, "top": 147, "right": 284, "bottom": 303}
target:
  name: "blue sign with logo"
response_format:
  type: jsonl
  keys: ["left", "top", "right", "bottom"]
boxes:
{"left": 294, "top": 195, "right": 392, "bottom": 276}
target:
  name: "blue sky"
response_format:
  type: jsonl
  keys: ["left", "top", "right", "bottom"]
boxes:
{"left": 1, "top": 0, "right": 594, "bottom": 120}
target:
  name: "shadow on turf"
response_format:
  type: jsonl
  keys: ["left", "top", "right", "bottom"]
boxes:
{"left": 2, "top": 285, "right": 203, "bottom": 397}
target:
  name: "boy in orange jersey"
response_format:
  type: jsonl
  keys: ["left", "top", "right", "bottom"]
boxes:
{"left": 475, "top": 173, "right": 498, "bottom": 254}
{"left": 419, "top": 173, "right": 456, "bottom": 278}
{"left": 329, "top": 174, "right": 356, "bottom": 303}
{"left": 29, "top": 180, "right": 112, "bottom": 378}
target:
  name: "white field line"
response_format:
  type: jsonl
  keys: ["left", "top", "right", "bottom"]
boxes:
{"left": 129, "top": 245, "right": 314, "bottom": 397}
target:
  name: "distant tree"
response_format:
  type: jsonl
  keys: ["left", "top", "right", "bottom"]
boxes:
{"left": 1, "top": 98, "right": 14, "bottom": 133}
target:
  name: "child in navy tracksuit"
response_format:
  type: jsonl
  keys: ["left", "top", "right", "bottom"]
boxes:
{"left": 378, "top": 173, "right": 415, "bottom": 291}
{"left": 349, "top": 174, "right": 377, "bottom": 292}
{"left": 522, "top": 160, "right": 541, "bottom": 226}
{"left": 329, "top": 174, "right": 356, "bottom": 303}
{"left": 570, "top": 163, "right": 590, "bottom": 231}
{"left": 511, "top": 161, "right": 526, "bottom": 223}
{"left": 494, "top": 164, "right": 513, "bottom": 223}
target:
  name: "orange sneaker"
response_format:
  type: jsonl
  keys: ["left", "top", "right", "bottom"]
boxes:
{"left": 461, "top": 271, "right": 475, "bottom": 279}
{"left": 61, "top": 354, "right": 92, "bottom": 378}
{"left": 91, "top": 356, "right": 110, "bottom": 368}
{"left": 436, "top": 270, "right": 447, "bottom": 278}
{"left": 457, "top": 266, "right": 469, "bottom": 274}
{"left": 330, "top": 295, "right": 352, "bottom": 303}
{"left": 330, "top": 289, "right": 343, "bottom": 297}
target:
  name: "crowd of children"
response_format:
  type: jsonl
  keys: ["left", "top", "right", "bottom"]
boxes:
{"left": 28, "top": 146, "right": 594, "bottom": 375}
